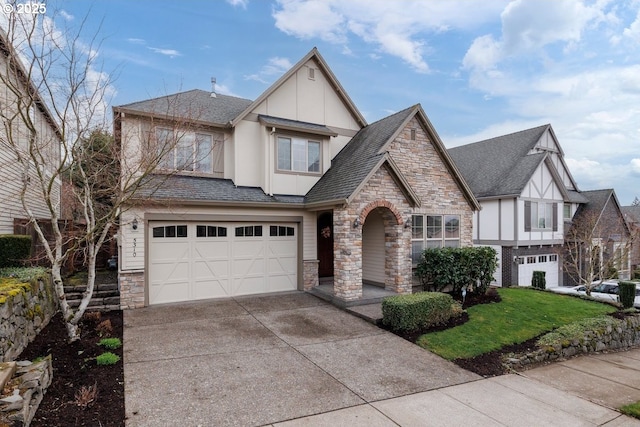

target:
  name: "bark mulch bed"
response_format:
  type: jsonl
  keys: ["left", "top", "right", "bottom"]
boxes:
{"left": 19, "top": 310, "right": 124, "bottom": 427}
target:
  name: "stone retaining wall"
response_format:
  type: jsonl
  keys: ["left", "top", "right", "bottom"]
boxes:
{"left": 0, "top": 277, "right": 58, "bottom": 362}
{"left": 505, "top": 314, "right": 640, "bottom": 371}
{"left": 0, "top": 358, "right": 53, "bottom": 426}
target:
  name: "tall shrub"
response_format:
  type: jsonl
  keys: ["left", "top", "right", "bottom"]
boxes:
{"left": 0, "top": 235, "right": 31, "bottom": 268}
{"left": 531, "top": 271, "right": 546, "bottom": 290}
{"left": 415, "top": 246, "right": 498, "bottom": 294}
{"left": 618, "top": 281, "right": 636, "bottom": 309}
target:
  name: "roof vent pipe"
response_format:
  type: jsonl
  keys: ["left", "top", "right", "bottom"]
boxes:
{"left": 210, "top": 77, "right": 217, "bottom": 98}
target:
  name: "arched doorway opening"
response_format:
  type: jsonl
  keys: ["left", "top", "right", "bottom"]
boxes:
{"left": 362, "top": 206, "right": 400, "bottom": 288}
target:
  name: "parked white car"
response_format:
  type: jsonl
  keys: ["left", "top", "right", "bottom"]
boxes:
{"left": 550, "top": 281, "right": 640, "bottom": 308}
{"left": 549, "top": 281, "right": 620, "bottom": 304}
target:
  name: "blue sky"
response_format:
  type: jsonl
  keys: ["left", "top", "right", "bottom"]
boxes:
{"left": 37, "top": 0, "right": 640, "bottom": 204}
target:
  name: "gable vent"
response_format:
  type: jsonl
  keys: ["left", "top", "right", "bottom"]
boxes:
{"left": 410, "top": 129, "right": 416, "bottom": 141}
{"left": 308, "top": 67, "right": 315, "bottom": 80}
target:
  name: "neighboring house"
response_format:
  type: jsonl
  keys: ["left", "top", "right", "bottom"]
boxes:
{"left": 622, "top": 205, "right": 640, "bottom": 274}
{"left": 114, "top": 48, "right": 479, "bottom": 309}
{"left": 564, "top": 189, "right": 631, "bottom": 285}
{"left": 0, "top": 31, "right": 62, "bottom": 236}
{"left": 448, "top": 125, "right": 587, "bottom": 287}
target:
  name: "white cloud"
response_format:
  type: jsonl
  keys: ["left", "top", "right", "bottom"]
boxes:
{"left": 631, "top": 158, "right": 640, "bottom": 175}
{"left": 148, "top": 47, "right": 181, "bottom": 58}
{"left": 463, "top": 0, "right": 607, "bottom": 72}
{"left": 226, "top": 0, "right": 248, "bottom": 9}
{"left": 60, "top": 10, "right": 74, "bottom": 21}
{"left": 127, "top": 38, "right": 146, "bottom": 45}
{"left": 244, "top": 56, "right": 293, "bottom": 83}
{"left": 623, "top": 9, "right": 640, "bottom": 42}
{"left": 272, "top": 0, "right": 508, "bottom": 73}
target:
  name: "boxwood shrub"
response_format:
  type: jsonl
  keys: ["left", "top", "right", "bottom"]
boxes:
{"left": 381, "top": 292, "right": 459, "bottom": 332}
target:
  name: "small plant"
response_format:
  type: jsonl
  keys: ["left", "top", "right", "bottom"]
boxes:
{"left": 96, "top": 319, "right": 113, "bottom": 336}
{"left": 96, "top": 352, "right": 120, "bottom": 366}
{"left": 74, "top": 382, "right": 98, "bottom": 409}
{"left": 83, "top": 311, "right": 102, "bottom": 325}
{"left": 98, "top": 337, "right": 122, "bottom": 350}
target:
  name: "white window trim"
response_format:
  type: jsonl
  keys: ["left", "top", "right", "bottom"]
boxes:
{"left": 276, "top": 134, "right": 322, "bottom": 175}
{"left": 156, "top": 127, "right": 221, "bottom": 174}
{"left": 411, "top": 214, "right": 461, "bottom": 264}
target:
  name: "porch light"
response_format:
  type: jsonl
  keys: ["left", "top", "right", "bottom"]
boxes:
{"left": 405, "top": 217, "right": 412, "bottom": 228}
{"left": 132, "top": 218, "right": 138, "bottom": 230}
{"left": 352, "top": 217, "right": 361, "bottom": 228}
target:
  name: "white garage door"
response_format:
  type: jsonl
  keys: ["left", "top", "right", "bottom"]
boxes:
{"left": 518, "top": 254, "right": 559, "bottom": 288}
{"left": 149, "top": 222, "right": 298, "bottom": 305}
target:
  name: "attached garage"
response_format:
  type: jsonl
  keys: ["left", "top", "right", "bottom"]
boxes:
{"left": 517, "top": 254, "right": 559, "bottom": 288}
{"left": 148, "top": 222, "right": 298, "bottom": 305}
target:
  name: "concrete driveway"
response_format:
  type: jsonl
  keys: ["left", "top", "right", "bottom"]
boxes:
{"left": 124, "top": 292, "right": 640, "bottom": 426}
{"left": 123, "top": 292, "right": 480, "bottom": 426}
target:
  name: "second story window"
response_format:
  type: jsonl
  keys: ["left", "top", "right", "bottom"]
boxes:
{"left": 156, "top": 128, "right": 221, "bottom": 173}
{"left": 277, "top": 136, "right": 320, "bottom": 173}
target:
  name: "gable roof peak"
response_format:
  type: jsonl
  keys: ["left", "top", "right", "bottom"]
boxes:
{"left": 231, "top": 47, "right": 366, "bottom": 128}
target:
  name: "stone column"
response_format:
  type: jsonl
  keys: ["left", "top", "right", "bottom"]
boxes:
{"left": 332, "top": 207, "right": 362, "bottom": 301}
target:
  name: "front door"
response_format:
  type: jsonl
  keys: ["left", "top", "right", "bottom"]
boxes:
{"left": 317, "top": 212, "right": 334, "bottom": 277}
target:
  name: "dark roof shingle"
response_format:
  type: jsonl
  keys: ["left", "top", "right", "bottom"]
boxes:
{"left": 305, "top": 106, "right": 416, "bottom": 204}
{"left": 115, "top": 89, "right": 253, "bottom": 126}
{"left": 135, "top": 174, "right": 305, "bottom": 205}
{"left": 447, "top": 125, "right": 549, "bottom": 198}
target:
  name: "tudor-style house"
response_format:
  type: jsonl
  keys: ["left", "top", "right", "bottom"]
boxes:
{"left": 114, "top": 48, "right": 479, "bottom": 309}
{"left": 0, "top": 31, "right": 61, "bottom": 235}
{"left": 563, "top": 189, "right": 631, "bottom": 286}
{"left": 448, "top": 125, "right": 588, "bottom": 287}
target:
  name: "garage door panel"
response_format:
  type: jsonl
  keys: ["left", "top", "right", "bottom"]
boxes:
{"left": 149, "top": 222, "right": 297, "bottom": 304}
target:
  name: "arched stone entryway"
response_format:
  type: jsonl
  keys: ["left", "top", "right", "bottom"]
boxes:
{"left": 332, "top": 199, "right": 412, "bottom": 302}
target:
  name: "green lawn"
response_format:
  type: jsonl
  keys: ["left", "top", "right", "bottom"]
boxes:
{"left": 620, "top": 401, "right": 640, "bottom": 419}
{"left": 417, "top": 287, "right": 617, "bottom": 360}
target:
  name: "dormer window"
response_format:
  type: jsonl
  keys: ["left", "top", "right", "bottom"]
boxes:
{"left": 277, "top": 136, "right": 321, "bottom": 174}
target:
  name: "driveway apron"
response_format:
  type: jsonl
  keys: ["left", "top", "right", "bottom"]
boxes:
{"left": 123, "top": 292, "right": 480, "bottom": 426}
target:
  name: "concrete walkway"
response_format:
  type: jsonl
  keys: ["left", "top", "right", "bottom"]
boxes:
{"left": 123, "top": 292, "right": 640, "bottom": 426}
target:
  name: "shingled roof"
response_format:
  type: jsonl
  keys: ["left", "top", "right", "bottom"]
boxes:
{"left": 622, "top": 205, "right": 640, "bottom": 223}
{"left": 571, "top": 189, "right": 630, "bottom": 236}
{"left": 134, "top": 174, "right": 305, "bottom": 205}
{"left": 305, "top": 106, "right": 418, "bottom": 205}
{"left": 447, "top": 125, "right": 551, "bottom": 199}
{"left": 114, "top": 89, "right": 252, "bottom": 127}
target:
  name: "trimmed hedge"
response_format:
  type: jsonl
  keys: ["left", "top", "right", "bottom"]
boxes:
{"left": 381, "top": 292, "right": 459, "bottom": 332}
{"left": 0, "top": 235, "right": 31, "bottom": 268}
{"left": 619, "top": 281, "right": 636, "bottom": 309}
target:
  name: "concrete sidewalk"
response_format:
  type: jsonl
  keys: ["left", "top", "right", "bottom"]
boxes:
{"left": 124, "top": 292, "right": 640, "bottom": 426}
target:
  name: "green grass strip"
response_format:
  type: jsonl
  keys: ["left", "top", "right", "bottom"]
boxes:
{"left": 620, "top": 401, "right": 640, "bottom": 419}
{"left": 417, "top": 287, "right": 616, "bottom": 360}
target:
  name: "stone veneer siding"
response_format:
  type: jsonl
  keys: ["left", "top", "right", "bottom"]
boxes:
{"left": 119, "top": 271, "right": 145, "bottom": 309}
{"left": 333, "top": 165, "right": 413, "bottom": 301}
{"left": 303, "top": 260, "right": 319, "bottom": 290}
{"left": 0, "top": 277, "right": 57, "bottom": 362}
{"left": 387, "top": 117, "right": 474, "bottom": 246}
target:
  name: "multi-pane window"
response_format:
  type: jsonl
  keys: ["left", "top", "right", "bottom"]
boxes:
{"left": 156, "top": 128, "right": 220, "bottom": 173}
{"left": 152, "top": 225, "right": 188, "bottom": 238}
{"left": 563, "top": 203, "right": 571, "bottom": 220}
{"left": 196, "top": 225, "right": 227, "bottom": 237}
{"left": 277, "top": 136, "right": 320, "bottom": 173}
{"left": 411, "top": 214, "right": 460, "bottom": 263}
{"left": 525, "top": 201, "right": 558, "bottom": 232}
{"left": 270, "top": 226, "right": 295, "bottom": 237}
{"left": 235, "top": 225, "right": 263, "bottom": 237}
